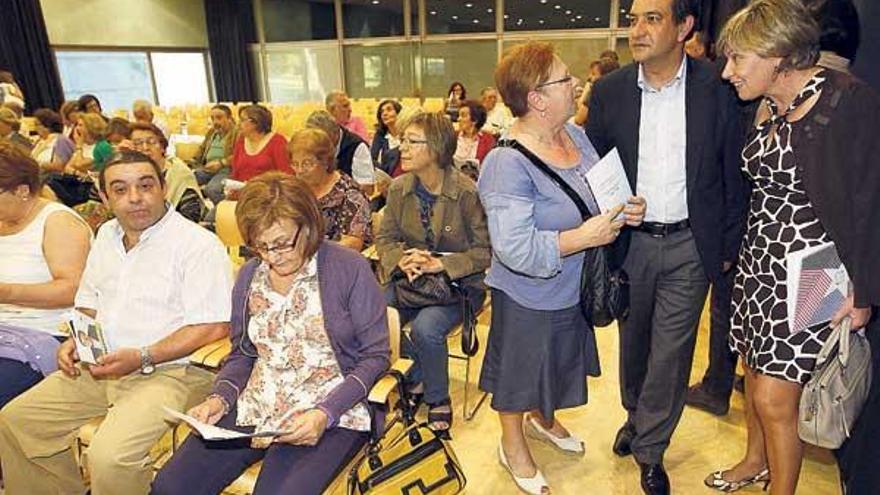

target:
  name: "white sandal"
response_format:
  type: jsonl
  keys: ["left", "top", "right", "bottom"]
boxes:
{"left": 524, "top": 414, "right": 585, "bottom": 455}
{"left": 498, "top": 443, "right": 550, "bottom": 495}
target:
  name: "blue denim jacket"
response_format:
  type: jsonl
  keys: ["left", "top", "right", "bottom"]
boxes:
{"left": 478, "top": 123, "right": 601, "bottom": 311}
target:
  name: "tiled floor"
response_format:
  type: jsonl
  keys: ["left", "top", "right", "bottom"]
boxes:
{"left": 424, "top": 304, "right": 841, "bottom": 494}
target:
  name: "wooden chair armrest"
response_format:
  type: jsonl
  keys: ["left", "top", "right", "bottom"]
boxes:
{"left": 190, "top": 338, "right": 232, "bottom": 370}
{"left": 368, "top": 358, "right": 413, "bottom": 405}
{"left": 361, "top": 244, "right": 379, "bottom": 262}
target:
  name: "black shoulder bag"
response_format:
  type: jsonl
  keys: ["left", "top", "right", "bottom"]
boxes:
{"left": 498, "top": 139, "right": 630, "bottom": 327}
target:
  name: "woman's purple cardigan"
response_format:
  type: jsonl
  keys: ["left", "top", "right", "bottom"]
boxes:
{"left": 211, "top": 241, "right": 391, "bottom": 428}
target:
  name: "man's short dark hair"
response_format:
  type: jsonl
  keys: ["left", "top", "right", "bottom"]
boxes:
{"left": 99, "top": 150, "right": 165, "bottom": 193}
{"left": 672, "top": 0, "right": 699, "bottom": 27}
{"left": 212, "top": 104, "right": 233, "bottom": 118}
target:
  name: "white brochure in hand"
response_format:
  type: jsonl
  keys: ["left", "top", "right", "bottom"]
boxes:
{"left": 162, "top": 406, "right": 291, "bottom": 441}
{"left": 584, "top": 148, "right": 632, "bottom": 220}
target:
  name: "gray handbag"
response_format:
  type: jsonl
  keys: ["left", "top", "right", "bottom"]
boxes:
{"left": 798, "top": 317, "right": 872, "bottom": 449}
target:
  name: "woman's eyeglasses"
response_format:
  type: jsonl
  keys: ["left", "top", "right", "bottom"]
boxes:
{"left": 535, "top": 75, "right": 574, "bottom": 89}
{"left": 400, "top": 136, "right": 428, "bottom": 147}
{"left": 252, "top": 228, "right": 302, "bottom": 258}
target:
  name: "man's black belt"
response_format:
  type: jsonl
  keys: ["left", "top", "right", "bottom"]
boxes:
{"left": 636, "top": 219, "right": 690, "bottom": 237}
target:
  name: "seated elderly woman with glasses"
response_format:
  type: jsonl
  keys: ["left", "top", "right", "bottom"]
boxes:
{"left": 289, "top": 128, "right": 371, "bottom": 251}
{"left": 152, "top": 173, "right": 390, "bottom": 495}
{"left": 376, "top": 111, "right": 491, "bottom": 438}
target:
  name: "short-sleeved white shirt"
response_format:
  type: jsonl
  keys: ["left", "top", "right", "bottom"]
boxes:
{"left": 75, "top": 205, "right": 233, "bottom": 362}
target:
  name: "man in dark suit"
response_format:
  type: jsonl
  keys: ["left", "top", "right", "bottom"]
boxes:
{"left": 585, "top": 0, "right": 748, "bottom": 493}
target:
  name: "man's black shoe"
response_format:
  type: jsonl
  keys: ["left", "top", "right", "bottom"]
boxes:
{"left": 685, "top": 382, "right": 730, "bottom": 416}
{"left": 612, "top": 423, "right": 635, "bottom": 457}
{"left": 639, "top": 462, "right": 670, "bottom": 495}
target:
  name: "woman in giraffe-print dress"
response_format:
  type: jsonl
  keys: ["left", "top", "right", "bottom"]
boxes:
{"left": 729, "top": 72, "right": 833, "bottom": 386}
{"left": 704, "top": 1, "right": 878, "bottom": 494}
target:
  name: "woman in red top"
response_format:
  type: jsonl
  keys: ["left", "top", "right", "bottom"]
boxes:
{"left": 453, "top": 100, "right": 495, "bottom": 181}
{"left": 230, "top": 105, "right": 290, "bottom": 182}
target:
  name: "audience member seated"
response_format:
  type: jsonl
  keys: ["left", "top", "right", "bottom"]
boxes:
{"left": 31, "top": 109, "right": 75, "bottom": 171}
{"left": 0, "top": 71, "right": 25, "bottom": 112}
{"left": 0, "top": 142, "right": 91, "bottom": 408}
{"left": 706, "top": 2, "right": 880, "bottom": 493}
{"left": 105, "top": 117, "right": 132, "bottom": 147}
{"left": 41, "top": 114, "right": 111, "bottom": 214}
{"left": 151, "top": 173, "right": 389, "bottom": 495}
{"left": 131, "top": 99, "right": 169, "bottom": 136}
{"left": 376, "top": 111, "right": 490, "bottom": 438}
{"left": 481, "top": 87, "right": 513, "bottom": 136}
{"left": 193, "top": 104, "right": 239, "bottom": 205}
{"left": 454, "top": 100, "right": 496, "bottom": 179}
{"left": 305, "top": 110, "right": 375, "bottom": 190}
{"left": 129, "top": 123, "right": 205, "bottom": 223}
{"left": 64, "top": 113, "right": 112, "bottom": 174}
{"left": 326, "top": 90, "right": 369, "bottom": 142}
{"left": 290, "top": 128, "right": 371, "bottom": 251}
{"left": 230, "top": 104, "right": 290, "bottom": 184}
{"left": 0, "top": 150, "right": 233, "bottom": 495}
{"left": 59, "top": 100, "right": 80, "bottom": 140}
{"left": 0, "top": 107, "right": 33, "bottom": 153}
{"left": 370, "top": 99, "right": 402, "bottom": 176}
{"left": 442, "top": 81, "right": 467, "bottom": 122}
{"left": 573, "top": 58, "right": 619, "bottom": 126}
{"left": 76, "top": 94, "right": 106, "bottom": 120}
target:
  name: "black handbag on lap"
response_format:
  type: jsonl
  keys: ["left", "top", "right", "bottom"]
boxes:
{"left": 389, "top": 270, "right": 459, "bottom": 309}
{"left": 498, "top": 139, "right": 630, "bottom": 327}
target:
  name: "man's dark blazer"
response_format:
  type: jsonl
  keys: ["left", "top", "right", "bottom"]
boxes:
{"left": 338, "top": 125, "right": 367, "bottom": 178}
{"left": 585, "top": 56, "right": 750, "bottom": 282}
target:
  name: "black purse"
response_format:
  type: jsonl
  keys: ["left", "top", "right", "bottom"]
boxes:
{"left": 389, "top": 270, "right": 459, "bottom": 309}
{"left": 499, "top": 139, "right": 630, "bottom": 327}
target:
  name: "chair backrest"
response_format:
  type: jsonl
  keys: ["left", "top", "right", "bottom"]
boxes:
{"left": 215, "top": 200, "right": 245, "bottom": 268}
{"left": 215, "top": 201, "right": 244, "bottom": 247}
{"left": 174, "top": 142, "right": 202, "bottom": 162}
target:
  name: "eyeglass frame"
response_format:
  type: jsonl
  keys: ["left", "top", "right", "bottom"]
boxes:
{"left": 131, "top": 137, "right": 161, "bottom": 148}
{"left": 399, "top": 136, "right": 429, "bottom": 147}
{"left": 535, "top": 74, "right": 574, "bottom": 90}
{"left": 251, "top": 227, "right": 303, "bottom": 259}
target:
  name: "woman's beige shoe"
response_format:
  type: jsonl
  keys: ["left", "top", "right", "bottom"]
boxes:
{"left": 498, "top": 443, "right": 550, "bottom": 495}
{"left": 524, "top": 413, "right": 585, "bottom": 456}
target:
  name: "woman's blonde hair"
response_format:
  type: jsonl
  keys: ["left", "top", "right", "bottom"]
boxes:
{"left": 80, "top": 113, "right": 108, "bottom": 140}
{"left": 718, "top": 0, "right": 820, "bottom": 72}
{"left": 288, "top": 128, "right": 336, "bottom": 173}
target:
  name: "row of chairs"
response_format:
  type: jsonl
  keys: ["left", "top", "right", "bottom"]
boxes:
{"left": 106, "top": 97, "right": 447, "bottom": 141}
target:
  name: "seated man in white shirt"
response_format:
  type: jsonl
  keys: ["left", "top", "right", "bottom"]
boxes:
{"left": 480, "top": 86, "right": 514, "bottom": 136}
{"left": 0, "top": 150, "right": 233, "bottom": 495}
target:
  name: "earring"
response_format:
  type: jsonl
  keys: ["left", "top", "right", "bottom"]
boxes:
{"left": 540, "top": 110, "right": 546, "bottom": 118}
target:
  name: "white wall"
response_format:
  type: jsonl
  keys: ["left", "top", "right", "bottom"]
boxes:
{"left": 40, "top": 0, "right": 208, "bottom": 48}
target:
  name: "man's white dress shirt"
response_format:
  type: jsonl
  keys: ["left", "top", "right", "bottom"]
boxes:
{"left": 636, "top": 56, "right": 689, "bottom": 224}
{"left": 75, "top": 206, "right": 233, "bottom": 362}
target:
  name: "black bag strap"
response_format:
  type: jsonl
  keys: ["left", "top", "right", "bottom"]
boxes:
{"left": 497, "top": 138, "right": 593, "bottom": 221}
